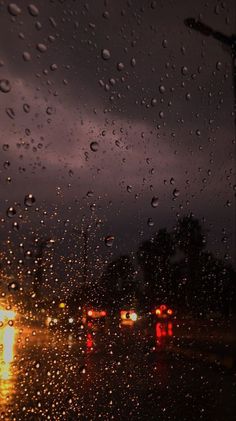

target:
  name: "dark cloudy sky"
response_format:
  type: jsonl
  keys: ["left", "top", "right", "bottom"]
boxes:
{"left": 0, "top": 0, "right": 235, "bottom": 274}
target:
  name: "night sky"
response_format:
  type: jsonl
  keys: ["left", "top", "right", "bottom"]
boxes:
{"left": 0, "top": 0, "right": 235, "bottom": 281}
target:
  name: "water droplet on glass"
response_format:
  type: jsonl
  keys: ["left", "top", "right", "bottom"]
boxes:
{"left": 46, "top": 106, "right": 53, "bottom": 115}
{"left": 216, "top": 61, "right": 222, "bottom": 71}
{"left": 28, "top": 4, "right": 39, "bottom": 16}
{"left": 130, "top": 57, "right": 136, "bottom": 67}
{"left": 50, "top": 63, "right": 58, "bottom": 71}
{"left": 117, "top": 62, "right": 124, "bottom": 71}
{"left": 196, "top": 129, "right": 201, "bottom": 136}
{"left": 87, "top": 191, "right": 94, "bottom": 197}
{"left": 8, "top": 3, "right": 21, "bottom": 16}
{"left": 147, "top": 218, "right": 154, "bottom": 227}
{"left": 173, "top": 188, "right": 180, "bottom": 198}
{"left": 101, "top": 49, "right": 111, "bottom": 60}
{"left": 22, "top": 51, "right": 31, "bottom": 62}
{"left": 0, "top": 79, "right": 11, "bottom": 93}
{"left": 8, "top": 281, "right": 19, "bottom": 291}
{"left": 185, "top": 92, "right": 191, "bottom": 100}
{"left": 151, "top": 197, "right": 159, "bottom": 208}
{"left": 162, "top": 39, "right": 168, "bottom": 48}
{"left": 159, "top": 85, "right": 165, "bottom": 94}
{"left": 90, "top": 141, "right": 99, "bottom": 152}
{"left": 7, "top": 206, "right": 16, "bottom": 218}
{"left": 127, "top": 185, "right": 132, "bottom": 193}
{"left": 5, "top": 107, "right": 15, "bottom": 119}
{"left": 24, "top": 194, "right": 36, "bottom": 207}
{"left": 3, "top": 161, "right": 10, "bottom": 169}
{"left": 2, "top": 144, "right": 9, "bottom": 151}
{"left": 181, "top": 66, "right": 188, "bottom": 75}
{"left": 36, "top": 43, "right": 47, "bottom": 53}
{"left": 105, "top": 235, "right": 114, "bottom": 247}
{"left": 151, "top": 98, "right": 157, "bottom": 107}
{"left": 12, "top": 221, "right": 19, "bottom": 231}
{"left": 23, "top": 103, "right": 30, "bottom": 113}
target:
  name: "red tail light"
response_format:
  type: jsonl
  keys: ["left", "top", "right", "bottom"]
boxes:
{"left": 101, "top": 311, "right": 106, "bottom": 317}
{"left": 167, "top": 308, "right": 173, "bottom": 315}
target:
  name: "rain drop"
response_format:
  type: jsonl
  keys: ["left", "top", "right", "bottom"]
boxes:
{"left": 151, "top": 98, "right": 157, "bottom": 107}
{"left": 173, "top": 188, "right": 180, "bottom": 198}
{"left": 181, "top": 66, "right": 188, "bottom": 75}
{"left": 12, "top": 221, "right": 19, "bottom": 231}
{"left": 117, "top": 62, "right": 124, "bottom": 71}
{"left": 23, "top": 103, "right": 30, "bottom": 113}
{"left": 7, "top": 207, "right": 16, "bottom": 218}
{"left": 36, "top": 43, "right": 47, "bottom": 53}
{"left": 90, "top": 141, "right": 99, "bottom": 152}
{"left": 101, "top": 49, "right": 111, "bottom": 60}
{"left": 5, "top": 108, "right": 15, "bottom": 119}
{"left": 0, "top": 79, "right": 11, "bottom": 93}
{"left": 24, "top": 194, "right": 36, "bottom": 207}
{"left": 159, "top": 85, "right": 166, "bottom": 94}
{"left": 8, "top": 3, "right": 21, "bottom": 16}
{"left": 162, "top": 39, "right": 168, "bottom": 48}
{"left": 147, "top": 218, "right": 154, "bottom": 227}
{"left": 130, "top": 57, "right": 136, "bottom": 67}
{"left": 28, "top": 4, "right": 39, "bottom": 17}
{"left": 105, "top": 236, "right": 115, "bottom": 247}
{"left": 151, "top": 197, "right": 159, "bottom": 208}
{"left": 50, "top": 63, "right": 58, "bottom": 71}
{"left": 8, "top": 282, "right": 19, "bottom": 291}
{"left": 22, "top": 51, "right": 31, "bottom": 62}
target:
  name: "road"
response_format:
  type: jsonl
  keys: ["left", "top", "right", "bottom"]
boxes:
{"left": 0, "top": 318, "right": 235, "bottom": 421}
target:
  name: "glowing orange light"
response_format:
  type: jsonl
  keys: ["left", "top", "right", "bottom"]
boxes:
{"left": 167, "top": 309, "right": 173, "bottom": 315}
{"left": 160, "top": 304, "right": 167, "bottom": 311}
{"left": 155, "top": 308, "right": 161, "bottom": 315}
{"left": 87, "top": 310, "right": 93, "bottom": 317}
{"left": 100, "top": 311, "right": 106, "bottom": 317}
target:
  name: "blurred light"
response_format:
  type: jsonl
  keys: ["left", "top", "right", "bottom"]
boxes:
{"left": 68, "top": 318, "right": 74, "bottom": 324}
{"left": 155, "top": 308, "right": 161, "bottom": 315}
{"left": 100, "top": 311, "right": 106, "bottom": 317}
{"left": 156, "top": 322, "right": 162, "bottom": 338}
{"left": 0, "top": 309, "right": 16, "bottom": 323}
{"left": 130, "top": 312, "right": 138, "bottom": 321}
{"left": 167, "top": 309, "right": 173, "bottom": 315}
{"left": 120, "top": 310, "right": 137, "bottom": 322}
{"left": 86, "top": 333, "right": 93, "bottom": 349}
{"left": 160, "top": 305, "right": 167, "bottom": 311}
{"left": 87, "top": 310, "right": 93, "bottom": 317}
{"left": 59, "top": 302, "right": 66, "bottom": 309}
{"left": 168, "top": 322, "right": 173, "bottom": 336}
{"left": 52, "top": 318, "right": 58, "bottom": 324}
{"left": 0, "top": 324, "right": 17, "bottom": 405}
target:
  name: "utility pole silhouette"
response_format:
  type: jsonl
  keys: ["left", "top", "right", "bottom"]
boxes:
{"left": 184, "top": 18, "right": 236, "bottom": 127}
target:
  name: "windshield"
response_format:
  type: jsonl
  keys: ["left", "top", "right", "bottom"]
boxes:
{"left": 0, "top": 1, "right": 235, "bottom": 420}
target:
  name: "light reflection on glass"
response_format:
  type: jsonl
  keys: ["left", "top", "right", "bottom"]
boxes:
{"left": 0, "top": 316, "right": 17, "bottom": 407}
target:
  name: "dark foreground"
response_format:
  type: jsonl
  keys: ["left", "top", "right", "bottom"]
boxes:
{"left": 0, "top": 318, "right": 235, "bottom": 421}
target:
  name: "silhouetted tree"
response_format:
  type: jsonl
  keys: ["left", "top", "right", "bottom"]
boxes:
{"left": 101, "top": 255, "right": 135, "bottom": 310}
{"left": 173, "top": 215, "right": 206, "bottom": 312}
{"left": 137, "top": 229, "right": 175, "bottom": 308}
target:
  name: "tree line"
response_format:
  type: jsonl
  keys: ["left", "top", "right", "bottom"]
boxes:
{"left": 98, "top": 215, "right": 236, "bottom": 318}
